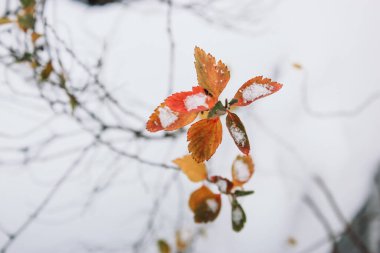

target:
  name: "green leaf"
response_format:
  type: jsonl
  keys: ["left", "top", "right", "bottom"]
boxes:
{"left": 228, "top": 98, "right": 238, "bottom": 106}
{"left": 17, "top": 13, "right": 35, "bottom": 30}
{"left": 157, "top": 239, "right": 171, "bottom": 253}
{"left": 231, "top": 199, "right": 246, "bottom": 232}
{"left": 68, "top": 94, "right": 78, "bottom": 112}
{"left": 20, "top": 0, "right": 36, "bottom": 8}
{"left": 207, "top": 101, "right": 226, "bottom": 118}
{"left": 234, "top": 190, "right": 254, "bottom": 197}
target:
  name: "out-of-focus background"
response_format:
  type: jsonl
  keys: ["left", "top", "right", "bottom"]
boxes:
{"left": 0, "top": 0, "right": 380, "bottom": 252}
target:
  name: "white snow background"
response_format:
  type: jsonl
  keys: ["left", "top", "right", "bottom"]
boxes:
{"left": 0, "top": 0, "right": 380, "bottom": 252}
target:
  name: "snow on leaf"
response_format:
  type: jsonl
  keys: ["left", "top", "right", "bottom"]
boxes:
{"left": 233, "top": 76, "right": 282, "bottom": 106}
{"left": 165, "top": 86, "right": 213, "bottom": 113}
{"left": 189, "top": 185, "right": 221, "bottom": 223}
{"left": 173, "top": 154, "right": 208, "bottom": 182}
{"left": 194, "top": 46, "right": 230, "bottom": 99}
{"left": 146, "top": 103, "right": 198, "bottom": 132}
{"left": 209, "top": 176, "right": 233, "bottom": 194}
{"left": 231, "top": 199, "right": 246, "bottom": 232}
{"left": 232, "top": 155, "right": 254, "bottom": 186}
{"left": 187, "top": 118, "right": 222, "bottom": 163}
{"left": 226, "top": 112, "right": 250, "bottom": 155}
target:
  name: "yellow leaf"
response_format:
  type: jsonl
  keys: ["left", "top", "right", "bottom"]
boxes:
{"left": 157, "top": 239, "right": 171, "bottom": 253}
{"left": 232, "top": 155, "right": 254, "bottom": 186}
{"left": 31, "top": 32, "right": 42, "bottom": 43}
{"left": 194, "top": 46, "right": 230, "bottom": 99}
{"left": 293, "top": 63, "right": 303, "bottom": 70}
{"left": 189, "top": 185, "right": 221, "bottom": 223}
{"left": 187, "top": 118, "right": 222, "bottom": 163}
{"left": 40, "top": 60, "right": 53, "bottom": 81}
{"left": 173, "top": 154, "right": 207, "bottom": 182}
{"left": 0, "top": 17, "right": 13, "bottom": 25}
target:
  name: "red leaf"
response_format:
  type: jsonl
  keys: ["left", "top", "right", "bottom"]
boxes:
{"left": 146, "top": 103, "right": 198, "bottom": 132}
{"left": 226, "top": 112, "right": 250, "bottom": 155}
{"left": 165, "top": 86, "right": 215, "bottom": 113}
{"left": 233, "top": 76, "right": 282, "bottom": 106}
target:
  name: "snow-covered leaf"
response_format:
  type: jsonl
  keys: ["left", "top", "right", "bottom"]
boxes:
{"left": 233, "top": 76, "right": 282, "bottom": 106}
{"left": 231, "top": 199, "right": 246, "bottom": 232}
{"left": 165, "top": 86, "right": 213, "bottom": 113}
{"left": 232, "top": 155, "right": 254, "bottom": 186}
{"left": 189, "top": 185, "right": 221, "bottom": 223}
{"left": 187, "top": 118, "right": 222, "bottom": 163}
{"left": 209, "top": 176, "right": 233, "bottom": 194}
{"left": 173, "top": 154, "right": 208, "bottom": 182}
{"left": 146, "top": 103, "right": 198, "bottom": 132}
{"left": 194, "top": 46, "right": 230, "bottom": 99}
{"left": 226, "top": 112, "right": 250, "bottom": 155}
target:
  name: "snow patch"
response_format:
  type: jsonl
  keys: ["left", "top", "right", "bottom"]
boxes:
{"left": 158, "top": 106, "right": 178, "bottom": 128}
{"left": 184, "top": 93, "right": 208, "bottom": 111}
{"left": 216, "top": 179, "right": 228, "bottom": 193}
{"left": 242, "top": 84, "right": 272, "bottom": 103}
{"left": 206, "top": 199, "right": 219, "bottom": 213}
{"left": 232, "top": 207, "right": 243, "bottom": 224}
{"left": 233, "top": 160, "right": 250, "bottom": 182}
{"left": 230, "top": 126, "right": 246, "bottom": 146}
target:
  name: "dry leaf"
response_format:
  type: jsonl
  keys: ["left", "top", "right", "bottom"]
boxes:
{"left": 187, "top": 118, "right": 222, "bottom": 163}
{"left": 189, "top": 185, "right": 221, "bottom": 223}
{"left": 233, "top": 76, "right": 282, "bottom": 106}
{"left": 226, "top": 112, "right": 250, "bottom": 155}
{"left": 173, "top": 154, "right": 207, "bottom": 182}
{"left": 146, "top": 103, "right": 198, "bottom": 132}
{"left": 232, "top": 155, "right": 254, "bottom": 186}
{"left": 157, "top": 239, "right": 171, "bottom": 253}
{"left": 165, "top": 86, "right": 213, "bottom": 113}
{"left": 194, "top": 46, "right": 230, "bottom": 99}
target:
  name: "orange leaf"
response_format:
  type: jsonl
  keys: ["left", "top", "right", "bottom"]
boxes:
{"left": 226, "top": 112, "right": 250, "bottom": 155}
{"left": 232, "top": 155, "right": 254, "bottom": 186}
{"left": 187, "top": 118, "right": 222, "bottom": 163}
{"left": 189, "top": 185, "right": 221, "bottom": 223}
{"left": 233, "top": 76, "right": 282, "bottom": 106}
{"left": 31, "top": 32, "right": 42, "bottom": 43}
{"left": 146, "top": 103, "right": 198, "bottom": 132}
{"left": 165, "top": 86, "right": 214, "bottom": 113}
{"left": 194, "top": 46, "right": 230, "bottom": 99}
{"left": 173, "top": 154, "right": 208, "bottom": 182}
